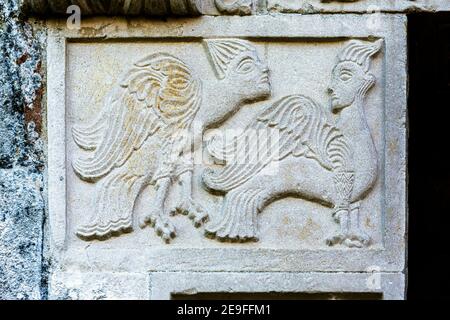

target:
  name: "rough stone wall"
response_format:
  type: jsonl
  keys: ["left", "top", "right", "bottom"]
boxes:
{"left": 0, "top": 0, "right": 46, "bottom": 299}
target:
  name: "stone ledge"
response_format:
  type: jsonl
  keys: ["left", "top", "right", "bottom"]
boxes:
{"left": 21, "top": 0, "right": 206, "bottom": 16}
{"left": 48, "top": 271, "right": 405, "bottom": 299}
{"left": 20, "top": 0, "right": 266, "bottom": 17}
{"left": 268, "top": 0, "right": 450, "bottom": 14}
{"left": 149, "top": 271, "right": 405, "bottom": 300}
{"left": 19, "top": 0, "right": 450, "bottom": 18}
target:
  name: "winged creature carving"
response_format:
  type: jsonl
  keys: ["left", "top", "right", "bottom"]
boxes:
{"left": 72, "top": 39, "right": 271, "bottom": 242}
{"left": 203, "top": 40, "right": 383, "bottom": 248}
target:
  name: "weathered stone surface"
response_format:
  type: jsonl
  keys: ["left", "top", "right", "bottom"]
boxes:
{"left": 18, "top": 0, "right": 450, "bottom": 16}
{"left": 45, "top": 14, "right": 406, "bottom": 299}
{"left": 22, "top": 0, "right": 205, "bottom": 16}
{"left": 0, "top": 0, "right": 46, "bottom": 299}
{"left": 47, "top": 270, "right": 405, "bottom": 299}
{"left": 214, "top": 0, "right": 254, "bottom": 15}
{"left": 49, "top": 271, "right": 149, "bottom": 299}
{"left": 149, "top": 271, "right": 405, "bottom": 300}
{"left": 268, "top": 0, "right": 450, "bottom": 13}
{"left": 19, "top": 0, "right": 264, "bottom": 16}
{"left": 0, "top": 168, "right": 45, "bottom": 299}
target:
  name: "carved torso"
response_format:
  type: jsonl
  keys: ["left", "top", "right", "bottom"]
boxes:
{"left": 337, "top": 103, "right": 378, "bottom": 200}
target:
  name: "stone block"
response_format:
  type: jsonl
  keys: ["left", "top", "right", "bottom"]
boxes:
{"left": 44, "top": 13, "right": 407, "bottom": 299}
{"left": 268, "top": 0, "right": 450, "bottom": 13}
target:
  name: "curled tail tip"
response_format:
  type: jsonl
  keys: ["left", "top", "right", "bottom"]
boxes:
{"left": 201, "top": 167, "right": 224, "bottom": 192}
{"left": 201, "top": 168, "right": 213, "bottom": 187}
{"left": 202, "top": 167, "right": 236, "bottom": 193}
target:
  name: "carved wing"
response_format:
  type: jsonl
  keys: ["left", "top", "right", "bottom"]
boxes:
{"left": 72, "top": 53, "right": 200, "bottom": 182}
{"left": 259, "top": 95, "right": 352, "bottom": 170}
{"left": 202, "top": 94, "right": 352, "bottom": 192}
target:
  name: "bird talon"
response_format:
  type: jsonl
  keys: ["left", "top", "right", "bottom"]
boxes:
{"left": 138, "top": 210, "right": 158, "bottom": 229}
{"left": 174, "top": 197, "right": 209, "bottom": 227}
{"left": 326, "top": 231, "right": 370, "bottom": 248}
{"left": 145, "top": 214, "right": 177, "bottom": 242}
{"left": 326, "top": 233, "right": 346, "bottom": 246}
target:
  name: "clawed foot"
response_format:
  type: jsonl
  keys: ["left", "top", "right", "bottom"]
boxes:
{"left": 326, "top": 230, "right": 370, "bottom": 248}
{"left": 169, "top": 197, "right": 209, "bottom": 227}
{"left": 153, "top": 215, "right": 176, "bottom": 243}
{"left": 139, "top": 210, "right": 176, "bottom": 243}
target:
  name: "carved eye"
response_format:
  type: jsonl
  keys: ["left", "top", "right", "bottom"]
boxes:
{"left": 339, "top": 70, "right": 353, "bottom": 81}
{"left": 236, "top": 57, "right": 256, "bottom": 74}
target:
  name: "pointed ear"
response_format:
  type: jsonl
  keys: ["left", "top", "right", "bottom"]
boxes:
{"left": 359, "top": 73, "right": 376, "bottom": 97}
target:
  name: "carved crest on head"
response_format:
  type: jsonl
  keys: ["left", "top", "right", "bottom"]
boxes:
{"left": 205, "top": 38, "right": 259, "bottom": 79}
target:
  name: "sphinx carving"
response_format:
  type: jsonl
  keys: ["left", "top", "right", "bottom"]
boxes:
{"left": 203, "top": 40, "right": 383, "bottom": 248}
{"left": 72, "top": 39, "right": 270, "bottom": 242}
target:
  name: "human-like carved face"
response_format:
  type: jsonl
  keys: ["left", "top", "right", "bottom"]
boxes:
{"left": 226, "top": 50, "right": 271, "bottom": 103}
{"left": 328, "top": 61, "right": 367, "bottom": 112}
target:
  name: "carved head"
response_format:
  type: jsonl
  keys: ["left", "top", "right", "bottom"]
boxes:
{"left": 205, "top": 39, "right": 271, "bottom": 104}
{"left": 328, "top": 40, "right": 383, "bottom": 112}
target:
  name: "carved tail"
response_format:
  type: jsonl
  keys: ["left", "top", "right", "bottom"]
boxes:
{"left": 76, "top": 170, "right": 147, "bottom": 239}
{"left": 205, "top": 187, "right": 265, "bottom": 241}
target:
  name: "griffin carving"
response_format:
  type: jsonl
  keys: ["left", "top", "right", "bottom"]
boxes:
{"left": 72, "top": 40, "right": 271, "bottom": 242}
{"left": 203, "top": 40, "right": 383, "bottom": 248}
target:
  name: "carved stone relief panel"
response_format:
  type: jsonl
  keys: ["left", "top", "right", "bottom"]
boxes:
{"left": 66, "top": 37, "right": 384, "bottom": 250}
{"left": 47, "top": 14, "right": 406, "bottom": 298}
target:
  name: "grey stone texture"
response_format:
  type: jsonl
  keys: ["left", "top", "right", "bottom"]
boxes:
{"left": 0, "top": 0, "right": 46, "bottom": 299}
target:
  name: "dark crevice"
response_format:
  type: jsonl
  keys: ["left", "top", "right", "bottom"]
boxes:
{"left": 407, "top": 12, "right": 450, "bottom": 300}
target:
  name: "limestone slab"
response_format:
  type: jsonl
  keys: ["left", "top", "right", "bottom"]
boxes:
{"left": 150, "top": 271, "right": 405, "bottom": 300}
{"left": 49, "top": 271, "right": 149, "bottom": 299}
{"left": 268, "top": 0, "right": 450, "bottom": 13}
{"left": 21, "top": 0, "right": 259, "bottom": 16}
{"left": 46, "top": 14, "right": 407, "bottom": 299}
